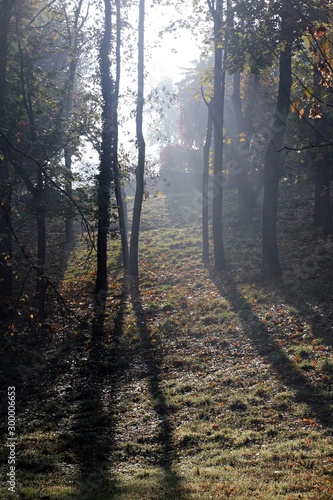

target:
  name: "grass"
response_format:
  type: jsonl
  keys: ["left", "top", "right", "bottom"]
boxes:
{"left": 1, "top": 183, "right": 333, "bottom": 499}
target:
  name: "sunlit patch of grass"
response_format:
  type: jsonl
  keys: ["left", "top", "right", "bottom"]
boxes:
{"left": 14, "top": 485, "right": 78, "bottom": 499}
{"left": 291, "top": 343, "right": 312, "bottom": 357}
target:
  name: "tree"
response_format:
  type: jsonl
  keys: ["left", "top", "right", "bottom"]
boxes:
{"left": 206, "top": 0, "right": 227, "bottom": 271}
{"left": 113, "top": 0, "right": 129, "bottom": 271}
{"left": 0, "top": 0, "right": 17, "bottom": 308}
{"left": 307, "top": 25, "right": 333, "bottom": 234}
{"left": 0, "top": 0, "right": 99, "bottom": 313}
{"left": 129, "top": 0, "right": 146, "bottom": 278}
{"left": 96, "top": 0, "right": 116, "bottom": 294}
{"left": 262, "top": 8, "right": 293, "bottom": 279}
{"left": 202, "top": 112, "right": 212, "bottom": 265}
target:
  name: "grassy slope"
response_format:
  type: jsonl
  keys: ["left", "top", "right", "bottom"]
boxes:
{"left": 1, "top": 184, "right": 333, "bottom": 499}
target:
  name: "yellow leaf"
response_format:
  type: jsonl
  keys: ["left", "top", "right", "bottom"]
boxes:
{"left": 291, "top": 99, "right": 299, "bottom": 113}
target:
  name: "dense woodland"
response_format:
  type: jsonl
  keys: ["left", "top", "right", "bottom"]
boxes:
{"left": 1, "top": 0, "right": 333, "bottom": 498}
{"left": 0, "top": 0, "right": 333, "bottom": 310}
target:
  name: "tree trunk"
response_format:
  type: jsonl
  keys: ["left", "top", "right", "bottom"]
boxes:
{"left": 0, "top": 158, "right": 12, "bottom": 301}
{"left": 35, "top": 201, "right": 46, "bottom": 296}
{"left": 208, "top": 0, "right": 226, "bottom": 271}
{"left": 114, "top": 0, "right": 129, "bottom": 271}
{"left": 202, "top": 113, "right": 212, "bottom": 265}
{"left": 262, "top": 40, "right": 292, "bottom": 279}
{"left": 129, "top": 0, "right": 145, "bottom": 278}
{"left": 312, "top": 114, "right": 333, "bottom": 234}
{"left": 96, "top": 0, "right": 114, "bottom": 294}
{"left": 0, "top": 0, "right": 17, "bottom": 304}
{"left": 64, "top": 147, "right": 75, "bottom": 244}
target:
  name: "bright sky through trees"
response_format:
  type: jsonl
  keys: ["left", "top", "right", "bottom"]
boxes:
{"left": 72, "top": 0, "right": 200, "bottom": 177}
{"left": 146, "top": 1, "right": 200, "bottom": 85}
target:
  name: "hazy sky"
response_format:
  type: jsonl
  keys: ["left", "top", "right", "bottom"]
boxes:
{"left": 145, "top": 1, "right": 200, "bottom": 87}
{"left": 147, "top": 30, "right": 199, "bottom": 86}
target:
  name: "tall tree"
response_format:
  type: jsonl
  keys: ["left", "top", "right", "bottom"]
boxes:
{"left": 96, "top": 0, "right": 115, "bottom": 294}
{"left": 202, "top": 112, "right": 212, "bottom": 265}
{"left": 0, "top": 0, "right": 17, "bottom": 308}
{"left": 207, "top": 0, "right": 227, "bottom": 271}
{"left": 113, "top": 0, "right": 129, "bottom": 271}
{"left": 262, "top": 8, "right": 293, "bottom": 279}
{"left": 307, "top": 25, "right": 333, "bottom": 234}
{"left": 129, "top": 0, "right": 146, "bottom": 278}
{"left": 13, "top": 1, "right": 62, "bottom": 296}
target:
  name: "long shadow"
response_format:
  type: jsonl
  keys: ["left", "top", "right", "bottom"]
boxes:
{"left": 69, "top": 284, "right": 128, "bottom": 499}
{"left": 130, "top": 279, "right": 186, "bottom": 499}
{"left": 280, "top": 282, "right": 333, "bottom": 349}
{"left": 211, "top": 271, "right": 333, "bottom": 430}
{"left": 0, "top": 301, "right": 115, "bottom": 498}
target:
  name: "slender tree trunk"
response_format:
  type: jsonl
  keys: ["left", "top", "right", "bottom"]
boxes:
{"left": 0, "top": 0, "right": 17, "bottom": 303}
{"left": 64, "top": 147, "right": 75, "bottom": 244}
{"left": 0, "top": 158, "right": 12, "bottom": 300}
{"left": 208, "top": 0, "right": 226, "bottom": 271}
{"left": 202, "top": 113, "right": 212, "bottom": 265}
{"left": 113, "top": 0, "right": 129, "bottom": 270}
{"left": 96, "top": 0, "right": 114, "bottom": 294}
{"left": 35, "top": 202, "right": 46, "bottom": 295}
{"left": 129, "top": 0, "right": 145, "bottom": 278}
{"left": 262, "top": 40, "right": 292, "bottom": 279}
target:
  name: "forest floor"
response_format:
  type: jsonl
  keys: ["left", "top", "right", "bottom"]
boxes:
{"left": 1, "top": 183, "right": 333, "bottom": 499}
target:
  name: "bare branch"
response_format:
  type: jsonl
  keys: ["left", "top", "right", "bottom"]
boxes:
{"left": 278, "top": 142, "right": 333, "bottom": 153}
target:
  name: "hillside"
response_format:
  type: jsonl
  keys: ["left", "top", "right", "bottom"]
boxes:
{"left": 1, "top": 184, "right": 333, "bottom": 499}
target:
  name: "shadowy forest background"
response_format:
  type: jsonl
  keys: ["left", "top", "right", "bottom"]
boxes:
{"left": 1, "top": 0, "right": 333, "bottom": 498}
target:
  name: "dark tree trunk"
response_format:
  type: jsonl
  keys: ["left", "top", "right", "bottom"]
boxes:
{"left": 262, "top": 40, "right": 292, "bottom": 279}
{"left": 312, "top": 114, "right": 333, "bottom": 234}
{"left": 207, "top": 0, "right": 226, "bottom": 271}
{"left": 96, "top": 0, "right": 114, "bottom": 294}
{"left": 0, "top": 158, "right": 12, "bottom": 300}
{"left": 129, "top": 0, "right": 145, "bottom": 278}
{"left": 114, "top": 0, "right": 129, "bottom": 270}
{"left": 64, "top": 147, "right": 75, "bottom": 244}
{"left": 0, "top": 0, "right": 17, "bottom": 304}
{"left": 35, "top": 201, "right": 46, "bottom": 296}
{"left": 202, "top": 113, "right": 212, "bottom": 265}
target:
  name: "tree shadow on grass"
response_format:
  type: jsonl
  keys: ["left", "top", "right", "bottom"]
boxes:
{"left": 130, "top": 278, "right": 186, "bottom": 500}
{"left": 212, "top": 272, "right": 333, "bottom": 430}
{"left": 280, "top": 281, "right": 333, "bottom": 350}
{"left": 69, "top": 285, "right": 128, "bottom": 499}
